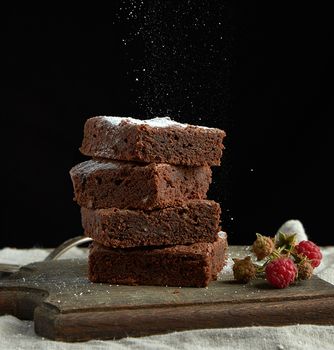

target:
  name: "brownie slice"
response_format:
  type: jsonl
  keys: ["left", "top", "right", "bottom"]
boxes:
{"left": 70, "top": 159, "right": 212, "bottom": 210}
{"left": 80, "top": 116, "right": 226, "bottom": 166}
{"left": 88, "top": 232, "right": 228, "bottom": 287}
{"left": 81, "top": 200, "right": 221, "bottom": 248}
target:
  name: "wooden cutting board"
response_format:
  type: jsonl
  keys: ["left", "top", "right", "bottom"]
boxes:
{"left": 0, "top": 246, "right": 333, "bottom": 342}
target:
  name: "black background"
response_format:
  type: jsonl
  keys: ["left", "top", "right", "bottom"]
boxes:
{"left": 2, "top": 2, "right": 332, "bottom": 248}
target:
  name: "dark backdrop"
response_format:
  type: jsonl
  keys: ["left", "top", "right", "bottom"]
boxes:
{"left": 2, "top": 2, "right": 332, "bottom": 247}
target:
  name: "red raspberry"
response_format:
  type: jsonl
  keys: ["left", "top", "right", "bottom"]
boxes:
{"left": 295, "top": 240, "right": 322, "bottom": 268}
{"left": 265, "top": 258, "right": 297, "bottom": 289}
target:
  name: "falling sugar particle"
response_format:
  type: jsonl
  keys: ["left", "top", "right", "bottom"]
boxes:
{"left": 119, "top": 1, "right": 232, "bottom": 122}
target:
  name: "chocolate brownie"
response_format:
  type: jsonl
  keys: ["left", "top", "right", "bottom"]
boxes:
{"left": 88, "top": 232, "right": 228, "bottom": 287}
{"left": 80, "top": 116, "right": 226, "bottom": 166}
{"left": 81, "top": 200, "right": 221, "bottom": 248}
{"left": 70, "top": 160, "right": 212, "bottom": 210}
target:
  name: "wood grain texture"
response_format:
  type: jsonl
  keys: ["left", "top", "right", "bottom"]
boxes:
{"left": 1, "top": 247, "right": 334, "bottom": 342}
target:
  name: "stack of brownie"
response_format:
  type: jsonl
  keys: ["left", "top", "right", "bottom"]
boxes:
{"left": 70, "top": 116, "right": 227, "bottom": 287}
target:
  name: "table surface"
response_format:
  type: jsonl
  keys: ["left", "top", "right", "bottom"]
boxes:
{"left": 1, "top": 246, "right": 334, "bottom": 350}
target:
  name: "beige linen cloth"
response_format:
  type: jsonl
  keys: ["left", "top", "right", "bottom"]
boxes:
{"left": 0, "top": 246, "right": 333, "bottom": 350}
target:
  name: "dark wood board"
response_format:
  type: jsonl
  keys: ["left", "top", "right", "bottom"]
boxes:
{"left": 0, "top": 246, "right": 333, "bottom": 342}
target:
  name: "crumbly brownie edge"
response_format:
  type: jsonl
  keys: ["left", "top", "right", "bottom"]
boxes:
{"left": 81, "top": 200, "right": 221, "bottom": 248}
{"left": 80, "top": 116, "right": 226, "bottom": 166}
{"left": 70, "top": 160, "right": 212, "bottom": 210}
{"left": 88, "top": 235, "right": 227, "bottom": 287}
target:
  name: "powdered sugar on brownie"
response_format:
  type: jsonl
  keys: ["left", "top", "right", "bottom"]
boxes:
{"left": 80, "top": 115, "right": 225, "bottom": 166}
{"left": 70, "top": 160, "right": 120, "bottom": 175}
{"left": 218, "top": 231, "right": 227, "bottom": 240}
{"left": 101, "top": 116, "right": 195, "bottom": 129}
